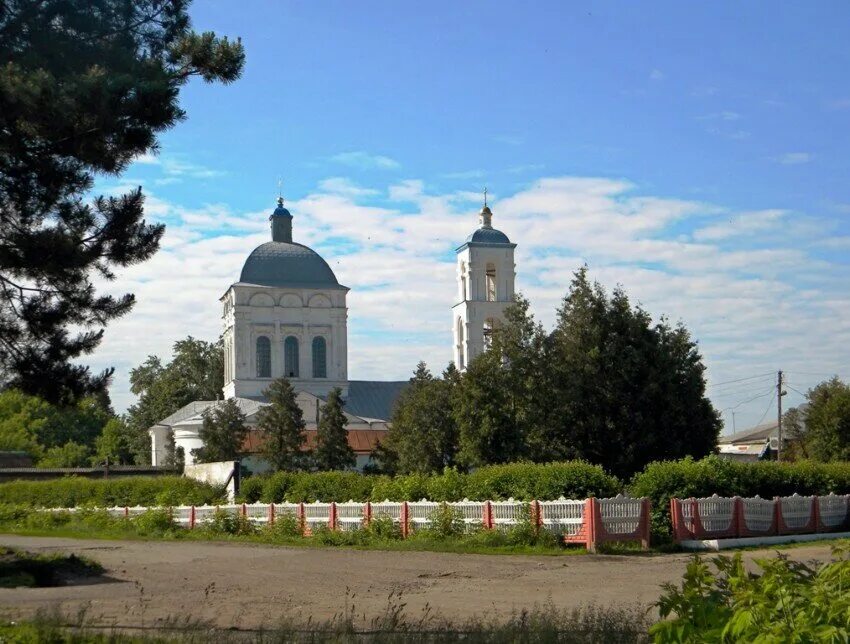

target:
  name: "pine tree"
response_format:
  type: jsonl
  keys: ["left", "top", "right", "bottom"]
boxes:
{"left": 0, "top": 1, "right": 244, "bottom": 404}
{"left": 314, "top": 388, "right": 355, "bottom": 471}
{"left": 257, "top": 379, "right": 307, "bottom": 471}
{"left": 384, "top": 363, "right": 460, "bottom": 474}
{"left": 194, "top": 398, "right": 248, "bottom": 463}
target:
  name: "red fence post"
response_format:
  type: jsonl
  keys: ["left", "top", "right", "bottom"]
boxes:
{"left": 268, "top": 502, "right": 275, "bottom": 527}
{"left": 641, "top": 498, "right": 651, "bottom": 550}
{"left": 124, "top": 506, "right": 129, "bottom": 520}
{"left": 330, "top": 502, "right": 337, "bottom": 531}
{"left": 364, "top": 501, "right": 372, "bottom": 527}
{"left": 587, "top": 498, "right": 599, "bottom": 553}
{"left": 401, "top": 501, "right": 409, "bottom": 539}
{"left": 189, "top": 505, "right": 196, "bottom": 529}
{"left": 241, "top": 503, "right": 247, "bottom": 519}
{"left": 298, "top": 502, "right": 306, "bottom": 536}
{"left": 484, "top": 501, "right": 493, "bottom": 530}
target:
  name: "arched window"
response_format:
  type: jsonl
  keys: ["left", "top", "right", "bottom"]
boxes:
{"left": 456, "top": 317, "right": 465, "bottom": 370}
{"left": 312, "top": 337, "right": 327, "bottom": 378}
{"left": 483, "top": 318, "right": 500, "bottom": 350}
{"left": 486, "top": 263, "right": 497, "bottom": 302}
{"left": 460, "top": 261, "right": 467, "bottom": 301}
{"left": 284, "top": 336, "right": 299, "bottom": 378}
{"left": 256, "top": 336, "right": 271, "bottom": 378}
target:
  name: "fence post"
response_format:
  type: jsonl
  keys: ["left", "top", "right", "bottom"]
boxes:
{"left": 364, "top": 501, "right": 372, "bottom": 527}
{"left": 813, "top": 496, "right": 821, "bottom": 533}
{"left": 531, "top": 500, "right": 541, "bottom": 536}
{"left": 298, "top": 502, "right": 306, "bottom": 536}
{"left": 268, "top": 503, "right": 275, "bottom": 527}
{"left": 241, "top": 503, "right": 247, "bottom": 519}
{"left": 641, "top": 498, "right": 651, "bottom": 550}
{"left": 124, "top": 506, "right": 129, "bottom": 520}
{"left": 734, "top": 497, "right": 743, "bottom": 538}
{"left": 587, "top": 498, "right": 598, "bottom": 553}
{"left": 190, "top": 505, "right": 196, "bottom": 529}
{"left": 401, "top": 501, "right": 409, "bottom": 539}
{"left": 484, "top": 500, "right": 493, "bottom": 530}
{"left": 774, "top": 496, "right": 783, "bottom": 535}
{"left": 330, "top": 502, "right": 337, "bottom": 531}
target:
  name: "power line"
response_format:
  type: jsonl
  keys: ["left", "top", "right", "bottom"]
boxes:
{"left": 720, "top": 388, "right": 775, "bottom": 412}
{"left": 753, "top": 390, "right": 777, "bottom": 428}
{"left": 711, "top": 381, "right": 779, "bottom": 399}
{"left": 708, "top": 372, "right": 775, "bottom": 389}
{"left": 785, "top": 370, "right": 848, "bottom": 379}
{"left": 785, "top": 384, "right": 807, "bottom": 398}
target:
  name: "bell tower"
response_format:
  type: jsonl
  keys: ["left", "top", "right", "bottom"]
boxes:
{"left": 452, "top": 190, "right": 516, "bottom": 370}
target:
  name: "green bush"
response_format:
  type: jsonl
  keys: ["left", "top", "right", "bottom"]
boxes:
{"left": 263, "top": 512, "right": 302, "bottom": 539}
{"left": 652, "top": 545, "right": 850, "bottom": 642}
{"left": 239, "top": 461, "right": 620, "bottom": 504}
{"left": 0, "top": 476, "right": 224, "bottom": 508}
{"left": 133, "top": 507, "right": 181, "bottom": 536}
{"left": 199, "top": 506, "right": 254, "bottom": 536}
{"left": 416, "top": 503, "right": 466, "bottom": 540}
{"left": 629, "top": 456, "right": 850, "bottom": 541}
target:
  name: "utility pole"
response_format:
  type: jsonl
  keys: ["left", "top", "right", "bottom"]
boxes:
{"left": 777, "top": 370, "right": 787, "bottom": 461}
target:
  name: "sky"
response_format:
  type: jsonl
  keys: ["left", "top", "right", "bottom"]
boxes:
{"left": 93, "top": 0, "right": 850, "bottom": 433}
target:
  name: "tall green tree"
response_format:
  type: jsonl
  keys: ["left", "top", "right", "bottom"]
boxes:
{"left": 547, "top": 267, "right": 719, "bottom": 478}
{"left": 93, "top": 417, "right": 136, "bottom": 465}
{"left": 314, "top": 388, "right": 355, "bottom": 471}
{"left": 126, "top": 336, "right": 223, "bottom": 463}
{"left": 384, "top": 363, "right": 459, "bottom": 474}
{"left": 792, "top": 377, "right": 850, "bottom": 462}
{"left": 257, "top": 378, "right": 307, "bottom": 471}
{"left": 193, "top": 398, "right": 248, "bottom": 464}
{"left": 0, "top": 0, "right": 244, "bottom": 404}
{"left": 455, "top": 296, "right": 548, "bottom": 467}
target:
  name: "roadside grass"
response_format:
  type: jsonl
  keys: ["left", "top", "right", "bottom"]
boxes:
{"left": 0, "top": 545, "right": 104, "bottom": 588}
{"left": 0, "top": 600, "right": 652, "bottom": 643}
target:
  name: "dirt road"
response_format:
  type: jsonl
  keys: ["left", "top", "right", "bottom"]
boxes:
{"left": 0, "top": 535, "right": 835, "bottom": 630}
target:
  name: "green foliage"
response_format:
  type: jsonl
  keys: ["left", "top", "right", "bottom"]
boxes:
{"left": 0, "top": 1, "right": 244, "bottom": 404}
{"left": 239, "top": 461, "right": 619, "bottom": 503}
{"left": 629, "top": 456, "right": 850, "bottom": 541}
{"left": 417, "top": 503, "right": 466, "bottom": 539}
{"left": 199, "top": 506, "right": 255, "bottom": 536}
{"left": 0, "top": 476, "right": 224, "bottom": 508}
{"left": 263, "top": 512, "right": 302, "bottom": 539}
{"left": 257, "top": 378, "right": 308, "bottom": 471}
{"left": 93, "top": 417, "right": 136, "bottom": 466}
{"left": 652, "top": 546, "right": 850, "bottom": 642}
{"left": 37, "top": 442, "right": 92, "bottom": 468}
{"left": 194, "top": 398, "right": 249, "bottom": 463}
{"left": 132, "top": 507, "right": 179, "bottom": 536}
{"left": 383, "top": 363, "right": 459, "bottom": 474}
{"left": 453, "top": 271, "right": 720, "bottom": 479}
{"left": 0, "top": 389, "right": 113, "bottom": 464}
{"left": 793, "top": 377, "right": 850, "bottom": 462}
{"left": 314, "top": 387, "right": 356, "bottom": 471}
{"left": 127, "top": 337, "right": 225, "bottom": 464}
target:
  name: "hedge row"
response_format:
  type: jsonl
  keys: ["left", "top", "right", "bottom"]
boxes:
{"left": 0, "top": 476, "right": 225, "bottom": 508}
{"left": 237, "top": 461, "right": 622, "bottom": 503}
{"left": 628, "top": 456, "right": 850, "bottom": 541}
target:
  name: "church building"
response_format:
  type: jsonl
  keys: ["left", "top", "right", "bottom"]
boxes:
{"left": 149, "top": 193, "right": 515, "bottom": 470}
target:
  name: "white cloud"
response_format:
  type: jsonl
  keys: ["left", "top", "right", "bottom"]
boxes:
{"left": 650, "top": 69, "right": 665, "bottom": 81}
{"left": 773, "top": 152, "right": 812, "bottom": 165}
{"left": 693, "top": 210, "right": 786, "bottom": 242}
{"left": 317, "top": 177, "right": 379, "bottom": 197}
{"left": 330, "top": 151, "right": 400, "bottom": 170}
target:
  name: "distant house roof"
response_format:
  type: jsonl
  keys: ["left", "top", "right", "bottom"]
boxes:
{"left": 720, "top": 421, "right": 778, "bottom": 445}
{"left": 242, "top": 428, "right": 386, "bottom": 455}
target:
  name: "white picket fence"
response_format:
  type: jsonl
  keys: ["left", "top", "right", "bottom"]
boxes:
{"left": 38, "top": 495, "right": 651, "bottom": 550}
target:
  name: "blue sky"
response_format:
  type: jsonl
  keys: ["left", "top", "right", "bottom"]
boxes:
{"left": 94, "top": 1, "right": 850, "bottom": 432}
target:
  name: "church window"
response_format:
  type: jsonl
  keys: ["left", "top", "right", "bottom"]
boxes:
{"left": 256, "top": 336, "right": 271, "bottom": 378}
{"left": 483, "top": 318, "right": 499, "bottom": 350}
{"left": 456, "top": 317, "right": 465, "bottom": 370}
{"left": 312, "top": 337, "right": 327, "bottom": 378}
{"left": 284, "top": 336, "right": 300, "bottom": 378}
{"left": 486, "top": 263, "right": 496, "bottom": 301}
{"left": 460, "top": 262, "right": 467, "bottom": 301}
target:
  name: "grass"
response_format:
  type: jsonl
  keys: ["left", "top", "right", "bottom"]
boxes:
{"left": 0, "top": 545, "right": 104, "bottom": 588}
{"left": 0, "top": 600, "right": 652, "bottom": 642}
